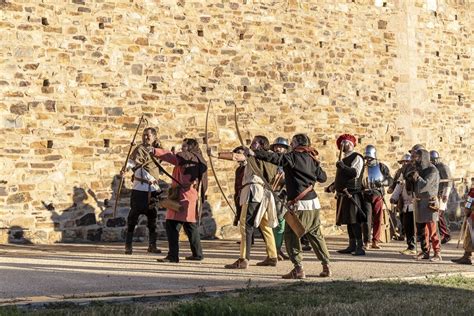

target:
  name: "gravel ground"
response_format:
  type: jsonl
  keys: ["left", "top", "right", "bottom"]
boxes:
{"left": 0, "top": 235, "right": 472, "bottom": 303}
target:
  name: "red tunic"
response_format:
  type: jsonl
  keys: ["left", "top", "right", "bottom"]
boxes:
{"left": 153, "top": 148, "right": 199, "bottom": 223}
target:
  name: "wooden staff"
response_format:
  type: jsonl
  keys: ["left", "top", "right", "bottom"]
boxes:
{"left": 333, "top": 140, "right": 347, "bottom": 224}
{"left": 112, "top": 115, "right": 147, "bottom": 218}
{"left": 338, "top": 140, "right": 345, "bottom": 161}
{"left": 457, "top": 216, "right": 467, "bottom": 249}
{"left": 411, "top": 191, "right": 419, "bottom": 255}
{"left": 271, "top": 171, "right": 284, "bottom": 191}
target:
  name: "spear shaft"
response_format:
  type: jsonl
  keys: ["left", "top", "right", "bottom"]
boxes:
{"left": 113, "top": 115, "right": 146, "bottom": 218}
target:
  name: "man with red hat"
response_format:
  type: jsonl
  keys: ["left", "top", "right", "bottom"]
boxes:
{"left": 326, "top": 134, "right": 367, "bottom": 256}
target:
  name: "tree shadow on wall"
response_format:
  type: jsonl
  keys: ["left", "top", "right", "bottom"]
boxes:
{"left": 42, "top": 186, "right": 101, "bottom": 243}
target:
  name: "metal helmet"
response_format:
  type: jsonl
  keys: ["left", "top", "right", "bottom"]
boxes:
{"left": 430, "top": 150, "right": 440, "bottom": 162}
{"left": 270, "top": 137, "right": 289, "bottom": 150}
{"left": 364, "top": 145, "right": 377, "bottom": 160}
{"left": 398, "top": 153, "right": 411, "bottom": 163}
{"left": 410, "top": 144, "right": 425, "bottom": 154}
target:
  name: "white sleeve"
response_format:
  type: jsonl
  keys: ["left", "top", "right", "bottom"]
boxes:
{"left": 351, "top": 155, "right": 364, "bottom": 178}
{"left": 391, "top": 184, "right": 402, "bottom": 202}
{"left": 125, "top": 159, "right": 136, "bottom": 171}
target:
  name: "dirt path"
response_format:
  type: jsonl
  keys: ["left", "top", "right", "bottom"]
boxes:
{"left": 0, "top": 235, "right": 472, "bottom": 306}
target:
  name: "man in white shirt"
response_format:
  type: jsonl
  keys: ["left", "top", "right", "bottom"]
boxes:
{"left": 121, "top": 127, "right": 162, "bottom": 255}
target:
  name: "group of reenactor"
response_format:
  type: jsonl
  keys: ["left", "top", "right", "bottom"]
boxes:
{"left": 119, "top": 128, "right": 474, "bottom": 279}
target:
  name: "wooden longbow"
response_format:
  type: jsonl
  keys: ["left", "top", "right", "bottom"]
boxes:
{"left": 205, "top": 100, "right": 236, "bottom": 216}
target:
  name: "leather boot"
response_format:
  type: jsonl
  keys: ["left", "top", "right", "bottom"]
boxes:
{"left": 337, "top": 239, "right": 356, "bottom": 254}
{"left": 147, "top": 243, "right": 162, "bottom": 254}
{"left": 147, "top": 230, "right": 161, "bottom": 253}
{"left": 278, "top": 249, "right": 290, "bottom": 261}
{"left": 224, "top": 258, "right": 248, "bottom": 269}
{"left": 451, "top": 252, "right": 472, "bottom": 265}
{"left": 441, "top": 236, "right": 451, "bottom": 244}
{"left": 319, "top": 264, "right": 332, "bottom": 277}
{"left": 282, "top": 265, "right": 305, "bottom": 279}
{"left": 352, "top": 239, "right": 366, "bottom": 256}
{"left": 124, "top": 231, "right": 134, "bottom": 255}
{"left": 256, "top": 257, "right": 278, "bottom": 266}
{"left": 157, "top": 256, "right": 179, "bottom": 263}
{"left": 414, "top": 252, "right": 430, "bottom": 260}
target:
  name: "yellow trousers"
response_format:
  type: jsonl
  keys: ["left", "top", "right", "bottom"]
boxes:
{"left": 239, "top": 202, "right": 277, "bottom": 260}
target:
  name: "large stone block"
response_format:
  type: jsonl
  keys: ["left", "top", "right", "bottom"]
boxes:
{"left": 10, "top": 103, "right": 28, "bottom": 115}
{"left": 101, "top": 228, "right": 124, "bottom": 242}
{"left": 106, "top": 217, "right": 126, "bottom": 227}
{"left": 24, "top": 230, "right": 49, "bottom": 244}
{"left": 0, "top": 229, "right": 8, "bottom": 244}
{"left": 219, "top": 225, "right": 240, "bottom": 240}
{"left": 76, "top": 213, "right": 97, "bottom": 226}
{"left": 9, "top": 216, "right": 35, "bottom": 228}
{"left": 7, "top": 193, "right": 32, "bottom": 205}
{"left": 86, "top": 228, "right": 102, "bottom": 242}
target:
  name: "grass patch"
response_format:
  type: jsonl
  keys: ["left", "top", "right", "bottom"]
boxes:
{"left": 1, "top": 275, "right": 473, "bottom": 315}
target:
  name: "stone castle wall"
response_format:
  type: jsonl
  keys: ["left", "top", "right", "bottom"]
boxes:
{"left": 0, "top": 0, "right": 472, "bottom": 243}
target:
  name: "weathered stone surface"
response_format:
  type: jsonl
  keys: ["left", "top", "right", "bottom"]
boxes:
{"left": 75, "top": 213, "right": 97, "bottom": 226}
{"left": 7, "top": 193, "right": 32, "bottom": 204}
{"left": 24, "top": 230, "right": 49, "bottom": 244}
{"left": 86, "top": 228, "right": 102, "bottom": 242}
{"left": 0, "top": 230, "right": 8, "bottom": 244}
{"left": 219, "top": 225, "right": 240, "bottom": 240}
{"left": 106, "top": 217, "right": 126, "bottom": 228}
{"left": 0, "top": 1, "right": 472, "bottom": 244}
{"left": 101, "top": 228, "right": 124, "bottom": 242}
{"left": 131, "top": 64, "right": 143, "bottom": 75}
{"left": 44, "top": 100, "right": 56, "bottom": 112}
{"left": 105, "top": 107, "right": 124, "bottom": 116}
{"left": 9, "top": 216, "right": 35, "bottom": 228}
{"left": 10, "top": 103, "right": 28, "bottom": 115}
